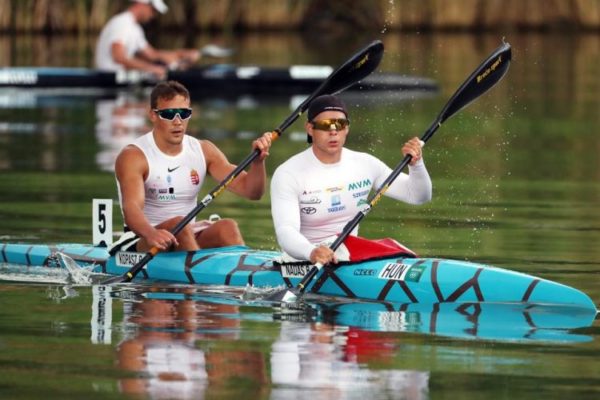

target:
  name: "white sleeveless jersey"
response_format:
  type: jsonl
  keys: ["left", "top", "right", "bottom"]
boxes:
{"left": 118, "top": 131, "right": 206, "bottom": 226}
{"left": 270, "top": 147, "right": 432, "bottom": 260}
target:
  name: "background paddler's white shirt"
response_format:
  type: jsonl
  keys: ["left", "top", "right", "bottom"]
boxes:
{"left": 95, "top": 11, "right": 149, "bottom": 71}
{"left": 118, "top": 131, "right": 206, "bottom": 227}
{"left": 270, "top": 147, "right": 432, "bottom": 260}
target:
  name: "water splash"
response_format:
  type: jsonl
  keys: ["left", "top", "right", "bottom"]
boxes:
{"left": 56, "top": 252, "right": 93, "bottom": 285}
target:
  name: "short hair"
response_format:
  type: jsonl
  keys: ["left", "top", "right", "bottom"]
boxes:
{"left": 150, "top": 80, "right": 190, "bottom": 109}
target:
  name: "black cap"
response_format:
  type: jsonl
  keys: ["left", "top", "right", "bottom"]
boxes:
{"left": 306, "top": 95, "right": 348, "bottom": 143}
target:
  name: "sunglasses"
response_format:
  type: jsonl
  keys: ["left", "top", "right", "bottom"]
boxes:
{"left": 153, "top": 108, "right": 193, "bottom": 121}
{"left": 311, "top": 118, "right": 350, "bottom": 131}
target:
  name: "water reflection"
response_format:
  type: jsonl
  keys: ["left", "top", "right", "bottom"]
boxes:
{"left": 97, "top": 286, "right": 268, "bottom": 398}
{"left": 90, "top": 286, "right": 431, "bottom": 399}
{"left": 94, "top": 90, "right": 149, "bottom": 172}
{"left": 270, "top": 320, "right": 429, "bottom": 399}
{"left": 0, "top": 83, "right": 434, "bottom": 173}
{"left": 85, "top": 284, "right": 595, "bottom": 399}
{"left": 303, "top": 301, "right": 596, "bottom": 343}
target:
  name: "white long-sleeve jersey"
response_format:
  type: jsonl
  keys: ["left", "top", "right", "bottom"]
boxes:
{"left": 270, "top": 147, "right": 432, "bottom": 260}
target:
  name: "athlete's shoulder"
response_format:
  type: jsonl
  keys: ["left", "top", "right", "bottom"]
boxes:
{"left": 277, "top": 148, "right": 312, "bottom": 170}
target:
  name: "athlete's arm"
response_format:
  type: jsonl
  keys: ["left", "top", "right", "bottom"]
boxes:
{"left": 270, "top": 169, "right": 317, "bottom": 261}
{"left": 201, "top": 133, "right": 271, "bottom": 200}
{"left": 111, "top": 42, "right": 166, "bottom": 79}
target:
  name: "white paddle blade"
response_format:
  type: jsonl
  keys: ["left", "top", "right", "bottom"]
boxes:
{"left": 200, "top": 45, "right": 234, "bottom": 58}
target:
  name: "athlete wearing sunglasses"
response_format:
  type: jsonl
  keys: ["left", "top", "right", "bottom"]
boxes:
{"left": 270, "top": 94, "right": 432, "bottom": 266}
{"left": 153, "top": 108, "right": 193, "bottom": 121}
{"left": 113, "top": 80, "right": 272, "bottom": 254}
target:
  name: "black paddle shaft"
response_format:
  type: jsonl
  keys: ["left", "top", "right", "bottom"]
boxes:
{"left": 289, "top": 41, "right": 512, "bottom": 298}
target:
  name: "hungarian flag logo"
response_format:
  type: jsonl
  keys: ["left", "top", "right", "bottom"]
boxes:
{"left": 190, "top": 169, "right": 200, "bottom": 185}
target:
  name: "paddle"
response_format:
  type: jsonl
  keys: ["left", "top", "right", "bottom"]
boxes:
{"left": 268, "top": 41, "right": 512, "bottom": 303}
{"left": 102, "top": 40, "right": 385, "bottom": 284}
{"left": 199, "top": 44, "right": 234, "bottom": 58}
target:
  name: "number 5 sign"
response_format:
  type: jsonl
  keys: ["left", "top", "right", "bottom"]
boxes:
{"left": 93, "top": 199, "right": 113, "bottom": 247}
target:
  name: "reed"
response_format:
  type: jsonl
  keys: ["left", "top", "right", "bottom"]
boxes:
{"left": 1, "top": 0, "right": 600, "bottom": 33}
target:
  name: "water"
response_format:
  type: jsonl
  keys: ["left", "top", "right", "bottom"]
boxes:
{"left": 0, "top": 32, "right": 599, "bottom": 399}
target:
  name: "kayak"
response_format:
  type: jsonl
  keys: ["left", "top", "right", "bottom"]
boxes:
{"left": 1, "top": 242, "right": 596, "bottom": 311}
{"left": 0, "top": 65, "right": 438, "bottom": 93}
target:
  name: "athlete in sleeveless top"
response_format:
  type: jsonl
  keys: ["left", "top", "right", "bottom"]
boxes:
{"left": 270, "top": 95, "right": 432, "bottom": 265}
{"left": 115, "top": 81, "right": 272, "bottom": 252}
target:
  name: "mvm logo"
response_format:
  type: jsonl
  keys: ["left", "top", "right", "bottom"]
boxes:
{"left": 348, "top": 179, "right": 371, "bottom": 191}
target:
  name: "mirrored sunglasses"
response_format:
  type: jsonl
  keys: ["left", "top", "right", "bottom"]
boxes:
{"left": 311, "top": 118, "right": 350, "bottom": 131}
{"left": 153, "top": 108, "right": 193, "bottom": 121}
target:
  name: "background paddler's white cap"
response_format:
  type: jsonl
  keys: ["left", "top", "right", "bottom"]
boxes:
{"left": 132, "top": 0, "right": 168, "bottom": 14}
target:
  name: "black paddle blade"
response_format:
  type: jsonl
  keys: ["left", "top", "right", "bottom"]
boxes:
{"left": 278, "top": 40, "right": 384, "bottom": 132}
{"left": 437, "top": 41, "right": 512, "bottom": 127}
{"left": 320, "top": 40, "right": 385, "bottom": 97}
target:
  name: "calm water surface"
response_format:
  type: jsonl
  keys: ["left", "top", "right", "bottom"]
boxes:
{"left": 0, "top": 32, "right": 599, "bottom": 399}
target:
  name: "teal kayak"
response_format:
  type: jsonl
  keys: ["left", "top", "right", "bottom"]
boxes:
{"left": 0, "top": 242, "right": 596, "bottom": 311}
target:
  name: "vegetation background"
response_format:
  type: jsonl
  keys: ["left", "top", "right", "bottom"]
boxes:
{"left": 1, "top": 0, "right": 600, "bottom": 33}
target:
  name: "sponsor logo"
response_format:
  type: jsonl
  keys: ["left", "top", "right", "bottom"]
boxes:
{"left": 477, "top": 55, "right": 502, "bottom": 83}
{"left": 281, "top": 264, "right": 311, "bottom": 278}
{"left": 301, "top": 207, "right": 316, "bottom": 214}
{"left": 353, "top": 269, "right": 376, "bottom": 276}
{"left": 300, "top": 197, "right": 321, "bottom": 204}
{"left": 167, "top": 166, "right": 180, "bottom": 173}
{"left": 190, "top": 169, "right": 200, "bottom": 185}
{"left": 352, "top": 189, "right": 369, "bottom": 198}
{"left": 158, "top": 194, "right": 176, "bottom": 201}
{"left": 325, "top": 186, "right": 343, "bottom": 193}
{"left": 348, "top": 179, "right": 372, "bottom": 191}
{"left": 404, "top": 264, "right": 426, "bottom": 282}
{"left": 356, "top": 198, "right": 368, "bottom": 207}
{"left": 302, "top": 189, "right": 322, "bottom": 195}
{"left": 327, "top": 194, "right": 345, "bottom": 212}
{"left": 115, "top": 251, "right": 145, "bottom": 267}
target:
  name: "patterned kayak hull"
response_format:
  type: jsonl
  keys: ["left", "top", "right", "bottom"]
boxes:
{"left": 1, "top": 242, "right": 596, "bottom": 311}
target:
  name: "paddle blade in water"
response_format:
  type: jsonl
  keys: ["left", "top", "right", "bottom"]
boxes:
{"left": 266, "top": 287, "right": 300, "bottom": 303}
